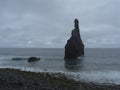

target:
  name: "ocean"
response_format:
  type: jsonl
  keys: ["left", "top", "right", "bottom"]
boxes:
{"left": 0, "top": 48, "right": 120, "bottom": 84}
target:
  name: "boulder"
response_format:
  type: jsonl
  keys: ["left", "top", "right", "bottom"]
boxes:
{"left": 64, "top": 19, "right": 84, "bottom": 59}
{"left": 28, "top": 57, "right": 40, "bottom": 62}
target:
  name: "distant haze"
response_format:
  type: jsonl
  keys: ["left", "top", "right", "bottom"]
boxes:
{"left": 0, "top": 0, "right": 120, "bottom": 48}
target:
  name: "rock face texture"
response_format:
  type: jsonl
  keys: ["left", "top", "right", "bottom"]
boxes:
{"left": 28, "top": 57, "right": 40, "bottom": 62}
{"left": 64, "top": 19, "right": 84, "bottom": 59}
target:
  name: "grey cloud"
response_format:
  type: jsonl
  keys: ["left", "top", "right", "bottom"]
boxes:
{"left": 0, "top": 0, "right": 120, "bottom": 48}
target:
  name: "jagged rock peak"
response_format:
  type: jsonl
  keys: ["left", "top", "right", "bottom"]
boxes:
{"left": 64, "top": 19, "right": 84, "bottom": 59}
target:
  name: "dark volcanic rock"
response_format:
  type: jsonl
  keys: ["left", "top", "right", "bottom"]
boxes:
{"left": 28, "top": 57, "right": 40, "bottom": 62}
{"left": 64, "top": 19, "right": 84, "bottom": 59}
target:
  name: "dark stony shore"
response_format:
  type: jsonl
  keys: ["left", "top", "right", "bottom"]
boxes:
{"left": 0, "top": 68, "right": 120, "bottom": 90}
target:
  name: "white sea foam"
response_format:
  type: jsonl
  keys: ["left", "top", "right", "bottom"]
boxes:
{"left": 21, "top": 67, "right": 120, "bottom": 84}
{"left": 63, "top": 70, "right": 120, "bottom": 85}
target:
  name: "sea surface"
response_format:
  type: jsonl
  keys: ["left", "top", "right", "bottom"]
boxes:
{"left": 0, "top": 48, "right": 120, "bottom": 84}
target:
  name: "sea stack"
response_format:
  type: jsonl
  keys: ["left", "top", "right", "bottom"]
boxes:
{"left": 64, "top": 19, "right": 84, "bottom": 59}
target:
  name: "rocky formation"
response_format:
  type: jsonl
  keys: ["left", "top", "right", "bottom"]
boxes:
{"left": 64, "top": 19, "right": 84, "bottom": 59}
{"left": 28, "top": 57, "right": 40, "bottom": 62}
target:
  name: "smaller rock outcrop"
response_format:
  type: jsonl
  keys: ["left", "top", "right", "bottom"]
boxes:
{"left": 64, "top": 19, "right": 84, "bottom": 59}
{"left": 28, "top": 57, "right": 40, "bottom": 62}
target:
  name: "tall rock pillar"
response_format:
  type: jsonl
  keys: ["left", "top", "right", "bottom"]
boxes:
{"left": 64, "top": 19, "right": 84, "bottom": 59}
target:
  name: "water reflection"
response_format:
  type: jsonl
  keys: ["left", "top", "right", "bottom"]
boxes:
{"left": 64, "top": 57, "right": 84, "bottom": 71}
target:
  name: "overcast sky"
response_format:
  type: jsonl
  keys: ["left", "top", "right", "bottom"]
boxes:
{"left": 0, "top": 0, "right": 120, "bottom": 48}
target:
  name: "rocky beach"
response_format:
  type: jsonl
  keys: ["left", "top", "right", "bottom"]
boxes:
{"left": 0, "top": 68, "right": 120, "bottom": 90}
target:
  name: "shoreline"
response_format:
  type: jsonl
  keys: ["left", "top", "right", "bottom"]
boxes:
{"left": 0, "top": 68, "right": 120, "bottom": 90}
